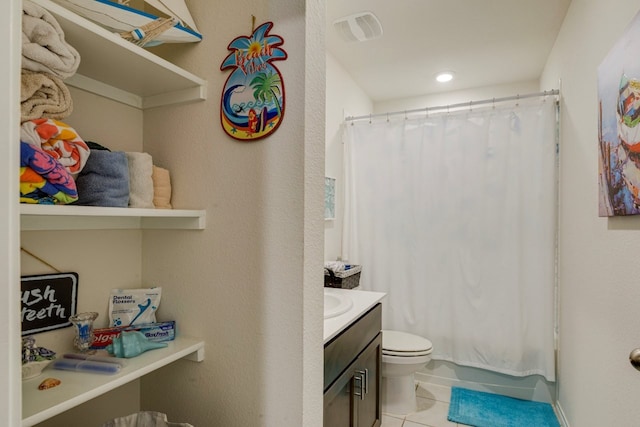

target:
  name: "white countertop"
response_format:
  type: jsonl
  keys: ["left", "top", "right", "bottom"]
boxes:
{"left": 323, "top": 288, "right": 386, "bottom": 343}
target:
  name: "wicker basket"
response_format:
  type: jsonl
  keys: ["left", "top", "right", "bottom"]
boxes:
{"left": 324, "top": 265, "right": 362, "bottom": 289}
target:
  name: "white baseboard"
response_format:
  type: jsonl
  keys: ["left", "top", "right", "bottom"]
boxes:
{"left": 555, "top": 401, "right": 570, "bottom": 427}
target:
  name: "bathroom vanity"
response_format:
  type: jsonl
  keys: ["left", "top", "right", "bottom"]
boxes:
{"left": 323, "top": 289, "right": 385, "bottom": 427}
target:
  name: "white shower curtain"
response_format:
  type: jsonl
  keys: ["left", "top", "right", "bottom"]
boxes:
{"left": 342, "top": 98, "right": 557, "bottom": 381}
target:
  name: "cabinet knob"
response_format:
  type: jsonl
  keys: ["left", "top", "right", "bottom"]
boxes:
{"left": 630, "top": 348, "right": 640, "bottom": 371}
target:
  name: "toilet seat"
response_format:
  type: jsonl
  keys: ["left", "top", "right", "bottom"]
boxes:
{"left": 382, "top": 330, "right": 433, "bottom": 357}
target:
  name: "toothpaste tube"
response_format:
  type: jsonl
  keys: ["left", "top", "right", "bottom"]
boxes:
{"left": 90, "top": 320, "right": 176, "bottom": 349}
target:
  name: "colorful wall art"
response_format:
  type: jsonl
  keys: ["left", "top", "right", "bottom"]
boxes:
{"left": 598, "top": 10, "right": 640, "bottom": 216}
{"left": 220, "top": 22, "right": 287, "bottom": 141}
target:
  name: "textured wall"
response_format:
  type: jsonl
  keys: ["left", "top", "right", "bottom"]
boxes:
{"left": 139, "top": 0, "right": 324, "bottom": 425}
{"left": 541, "top": 0, "right": 640, "bottom": 425}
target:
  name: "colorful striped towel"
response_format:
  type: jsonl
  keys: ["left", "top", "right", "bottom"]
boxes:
{"left": 20, "top": 141, "right": 78, "bottom": 204}
{"left": 21, "top": 118, "right": 90, "bottom": 176}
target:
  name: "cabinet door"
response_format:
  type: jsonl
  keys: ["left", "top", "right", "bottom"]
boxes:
{"left": 323, "top": 361, "right": 356, "bottom": 427}
{"left": 355, "top": 332, "right": 382, "bottom": 427}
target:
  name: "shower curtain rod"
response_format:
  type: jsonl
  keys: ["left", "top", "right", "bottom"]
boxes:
{"left": 344, "top": 89, "right": 560, "bottom": 122}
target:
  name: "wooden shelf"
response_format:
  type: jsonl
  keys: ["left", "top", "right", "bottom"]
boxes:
{"left": 31, "top": 0, "right": 207, "bottom": 109}
{"left": 22, "top": 336, "right": 205, "bottom": 427}
{"left": 21, "top": 205, "right": 206, "bottom": 230}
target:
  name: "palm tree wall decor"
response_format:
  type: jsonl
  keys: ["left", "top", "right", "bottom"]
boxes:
{"left": 220, "top": 22, "right": 287, "bottom": 141}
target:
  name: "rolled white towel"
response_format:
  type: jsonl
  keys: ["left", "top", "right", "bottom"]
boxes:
{"left": 126, "top": 152, "right": 154, "bottom": 208}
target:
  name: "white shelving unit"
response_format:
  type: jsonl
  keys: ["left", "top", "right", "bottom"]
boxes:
{"left": 20, "top": 0, "right": 209, "bottom": 231}
{"left": 20, "top": 1, "right": 208, "bottom": 424}
{"left": 21, "top": 205, "right": 206, "bottom": 230}
{"left": 22, "top": 337, "right": 205, "bottom": 427}
{"left": 31, "top": 0, "right": 207, "bottom": 109}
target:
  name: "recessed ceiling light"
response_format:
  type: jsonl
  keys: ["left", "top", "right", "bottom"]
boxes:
{"left": 436, "top": 71, "right": 455, "bottom": 83}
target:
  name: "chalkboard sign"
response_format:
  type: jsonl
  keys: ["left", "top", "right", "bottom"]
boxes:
{"left": 21, "top": 273, "right": 78, "bottom": 336}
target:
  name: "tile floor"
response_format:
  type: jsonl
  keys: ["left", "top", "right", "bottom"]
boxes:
{"left": 381, "top": 382, "right": 467, "bottom": 427}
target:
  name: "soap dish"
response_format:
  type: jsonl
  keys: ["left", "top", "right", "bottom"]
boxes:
{"left": 22, "top": 360, "right": 53, "bottom": 380}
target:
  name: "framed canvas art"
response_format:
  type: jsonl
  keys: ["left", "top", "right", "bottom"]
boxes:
{"left": 598, "top": 10, "right": 640, "bottom": 216}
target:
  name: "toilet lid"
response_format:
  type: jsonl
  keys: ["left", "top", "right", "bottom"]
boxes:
{"left": 382, "top": 330, "right": 433, "bottom": 354}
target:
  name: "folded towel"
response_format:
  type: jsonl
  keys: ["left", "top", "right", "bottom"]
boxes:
{"left": 324, "top": 261, "right": 347, "bottom": 273}
{"left": 22, "top": 0, "right": 80, "bottom": 79}
{"left": 20, "top": 141, "right": 78, "bottom": 204}
{"left": 152, "top": 165, "right": 172, "bottom": 209}
{"left": 126, "top": 152, "right": 154, "bottom": 208}
{"left": 21, "top": 70, "right": 73, "bottom": 122}
{"left": 74, "top": 150, "right": 129, "bottom": 207}
{"left": 21, "top": 118, "right": 90, "bottom": 176}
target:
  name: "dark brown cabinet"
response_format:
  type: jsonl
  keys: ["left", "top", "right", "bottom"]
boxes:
{"left": 324, "top": 304, "right": 382, "bottom": 427}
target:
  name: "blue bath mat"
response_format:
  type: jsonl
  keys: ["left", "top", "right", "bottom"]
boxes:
{"left": 447, "top": 387, "right": 560, "bottom": 427}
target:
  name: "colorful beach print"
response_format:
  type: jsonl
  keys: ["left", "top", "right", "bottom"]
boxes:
{"left": 598, "top": 10, "right": 640, "bottom": 216}
{"left": 220, "top": 22, "right": 287, "bottom": 141}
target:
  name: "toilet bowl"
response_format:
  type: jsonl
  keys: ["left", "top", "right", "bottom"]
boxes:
{"left": 381, "top": 330, "right": 433, "bottom": 416}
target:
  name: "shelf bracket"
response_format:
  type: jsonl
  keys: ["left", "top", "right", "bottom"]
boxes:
{"left": 183, "top": 346, "right": 205, "bottom": 362}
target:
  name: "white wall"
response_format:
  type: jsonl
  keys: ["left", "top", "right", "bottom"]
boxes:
{"left": 139, "top": 0, "right": 324, "bottom": 425}
{"left": 373, "top": 80, "right": 540, "bottom": 115}
{"left": 325, "top": 53, "right": 373, "bottom": 261}
{"left": 541, "top": 1, "right": 640, "bottom": 425}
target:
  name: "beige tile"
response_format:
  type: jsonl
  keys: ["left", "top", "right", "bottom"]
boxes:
{"left": 381, "top": 414, "right": 405, "bottom": 427}
{"left": 415, "top": 382, "right": 452, "bottom": 403}
{"left": 405, "top": 397, "right": 457, "bottom": 427}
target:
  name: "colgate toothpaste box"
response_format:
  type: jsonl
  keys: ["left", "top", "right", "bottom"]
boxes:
{"left": 91, "top": 321, "right": 176, "bottom": 349}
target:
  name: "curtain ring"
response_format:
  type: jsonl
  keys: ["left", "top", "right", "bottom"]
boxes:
{"left": 404, "top": 110, "right": 408, "bottom": 120}
{"left": 369, "top": 114, "right": 372, "bottom": 124}
{"left": 425, "top": 107, "right": 429, "bottom": 118}
{"left": 469, "top": 100, "right": 473, "bottom": 112}
{"left": 386, "top": 113, "right": 389, "bottom": 122}
{"left": 492, "top": 98, "right": 496, "bottom": 109}
{"left": 516, "top": 94, "right": 520, "bottom": 107}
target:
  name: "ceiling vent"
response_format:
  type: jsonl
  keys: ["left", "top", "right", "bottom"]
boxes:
{"left": 333, "top": 12, "right": 383, "bottom": 43}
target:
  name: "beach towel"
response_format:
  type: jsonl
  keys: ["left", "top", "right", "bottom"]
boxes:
{"left": 74, "top": 150, "right": 130, "bottom": 207}
{"left": 21, "top": 70, "right": 73, "bottom": 122}
{"left": 126, "top": 152, "right": 154, "bottom": 208}
{"left": 21, "top": 118, "right": 90, "bottom": 176}
{"left": 20, "top": 141, "right": 78, "bottom": 204}
{"left": 22, "top": 0, "right": 81, "bottom": 79}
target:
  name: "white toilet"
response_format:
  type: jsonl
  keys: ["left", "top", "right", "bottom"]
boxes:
{"left": 381, "top": 330, "right": 433, "bottom": 415}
